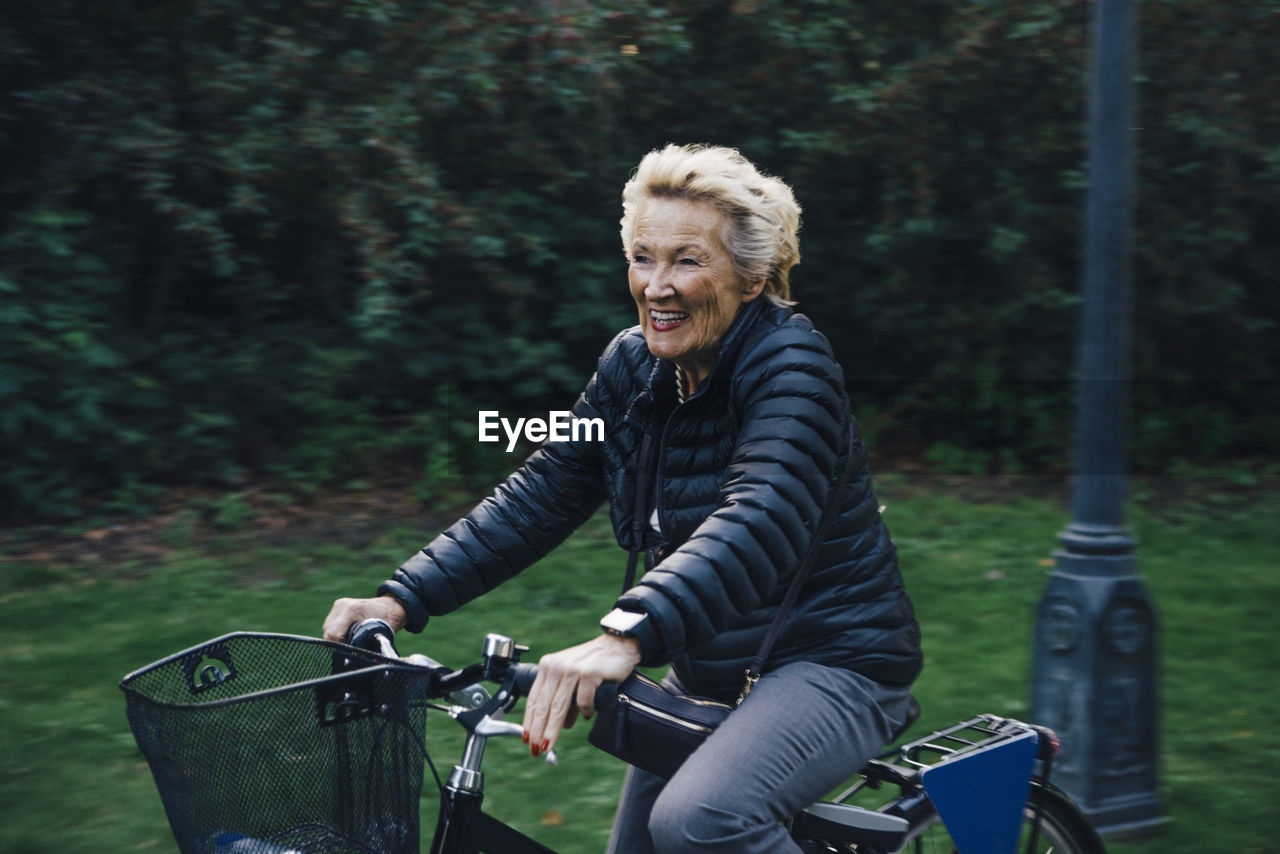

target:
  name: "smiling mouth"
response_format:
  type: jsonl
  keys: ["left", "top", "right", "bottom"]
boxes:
{"left": 649, "top": 309, "right": 690, "bottom": 331}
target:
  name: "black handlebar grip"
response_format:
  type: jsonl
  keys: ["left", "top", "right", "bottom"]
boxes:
{"left": 512, "top": 662, "right": 540, "bottom": 696}
{"left": 510, "top": 663, "right": 621, "bottom": 712}
{"left": 346, "top": 618, "right": 396, "bottom": 654}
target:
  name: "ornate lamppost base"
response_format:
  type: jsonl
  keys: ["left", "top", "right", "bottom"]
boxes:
{"left": 1031, "top": 541, "right": 1165, "bottom": 837}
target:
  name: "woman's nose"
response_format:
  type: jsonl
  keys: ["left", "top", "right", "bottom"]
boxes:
{"left": 644, "top": 265, "right": 676, "bottom": 300}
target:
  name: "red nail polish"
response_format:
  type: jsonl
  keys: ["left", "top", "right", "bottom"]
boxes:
{"left": 531, "top": 744, "right": 540, "bottom": 757}
{"left": 540, "top": 739, "right": 550, "bottom": 753}
{"left": 522, "top": 732, "right": 530, "bottom": 744}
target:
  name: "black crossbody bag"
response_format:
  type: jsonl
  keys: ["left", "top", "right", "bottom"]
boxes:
{"left": 588, "top": 423, "right": 857, "bottom": 780}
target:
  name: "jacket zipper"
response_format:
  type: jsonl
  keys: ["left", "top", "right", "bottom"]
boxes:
{"left": 652, "top": 396, "right": 679, "bottom": 542}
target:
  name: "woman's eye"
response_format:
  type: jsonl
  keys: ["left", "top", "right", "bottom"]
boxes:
{"left": 679, "top": 257, "right": 700, "bottom": 266}
{"left": 633, "top": 254, "right": 650, "bottom": 264}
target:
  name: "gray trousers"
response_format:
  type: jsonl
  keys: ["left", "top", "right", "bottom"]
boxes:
{"left": 604, "top": 661, "right": 914, "bottom": 854}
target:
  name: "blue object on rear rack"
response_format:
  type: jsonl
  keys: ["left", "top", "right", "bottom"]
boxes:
{"left": 920, "top": 728, "right": 1040, "bottom": 854}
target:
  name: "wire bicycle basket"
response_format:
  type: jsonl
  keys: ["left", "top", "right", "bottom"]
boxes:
{"left": 120, "top": 633, "right": 434, "bottom": 854}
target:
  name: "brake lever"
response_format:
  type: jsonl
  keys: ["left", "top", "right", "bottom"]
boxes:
{"left": 472, "top": 718, "right": 558, "bottom": 765}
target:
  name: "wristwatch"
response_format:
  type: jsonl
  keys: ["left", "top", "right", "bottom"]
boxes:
{"left": 600, "top": 607, "right": 649, "bottom": 638}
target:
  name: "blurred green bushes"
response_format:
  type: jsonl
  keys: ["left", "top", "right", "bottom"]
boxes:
{"left": 2, "top": 0, "right": 1276, "bottom": 519}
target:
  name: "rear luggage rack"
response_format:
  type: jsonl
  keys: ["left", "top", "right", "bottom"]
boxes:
{"left": 849, "top": 714, "right": 1040, "bottom": 796}
{"left": 893, "top": 714, "right": 1030, "bottom": 768}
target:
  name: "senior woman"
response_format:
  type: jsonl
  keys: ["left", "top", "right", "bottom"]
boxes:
{"left": 324, "top": 143, "right": 922, "bottom": 854}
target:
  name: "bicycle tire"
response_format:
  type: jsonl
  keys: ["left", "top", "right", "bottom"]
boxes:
{"left": 892, "top": 781, "right": 1106, "bottom": 854}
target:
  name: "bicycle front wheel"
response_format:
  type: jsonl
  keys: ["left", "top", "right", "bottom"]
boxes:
{"left": 893, "top": 783, "right": 1106, "bottom": 854}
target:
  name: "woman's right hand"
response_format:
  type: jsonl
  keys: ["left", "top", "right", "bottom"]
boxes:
{"left": 322, "top": 594, "right": 407, "bottom": 642}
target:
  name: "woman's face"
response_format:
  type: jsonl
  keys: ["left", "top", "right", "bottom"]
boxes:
{"left": 628, "top": 197, "right": 765, "bottom": 392}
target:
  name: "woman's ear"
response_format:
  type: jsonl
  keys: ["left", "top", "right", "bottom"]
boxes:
{"left": 741, "top": 276, "right": 767, "bottom": 303}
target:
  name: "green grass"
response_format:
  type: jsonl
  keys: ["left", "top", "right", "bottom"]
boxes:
{"left": 0, "top": 484, "right": 1276, "bottom": 853}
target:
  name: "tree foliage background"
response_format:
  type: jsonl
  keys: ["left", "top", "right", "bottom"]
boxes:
{"left": 2, "top": 0, "right": 1276, "bottom": 519}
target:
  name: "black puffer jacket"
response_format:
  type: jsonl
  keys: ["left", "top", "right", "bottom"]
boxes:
{"left": 381, "top": 299, "right": 922, "bottom": 699}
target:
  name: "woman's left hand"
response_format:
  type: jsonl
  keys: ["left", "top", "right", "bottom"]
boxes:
{"left": 522, "top": 633, "right": 642, "bottom": 757}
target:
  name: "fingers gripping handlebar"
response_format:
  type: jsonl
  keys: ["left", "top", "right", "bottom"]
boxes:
{"left": 511, "top": 663, "right": 620, "bottom": 713}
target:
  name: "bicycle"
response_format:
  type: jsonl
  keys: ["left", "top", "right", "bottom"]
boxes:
{"left": 120, "top": 619, "right": 1106, "bottom": 854}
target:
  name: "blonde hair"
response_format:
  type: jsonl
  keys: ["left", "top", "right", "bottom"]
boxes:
{"left": 620, "top": 144, "right": 802, "bottom": 303}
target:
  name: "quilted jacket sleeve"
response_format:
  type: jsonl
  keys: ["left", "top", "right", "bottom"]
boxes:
{"left": 616, "top": 319, "right": 846, "bottom": 664}
{"left": 378, "top": 373, "right": 610, "bottom": 632}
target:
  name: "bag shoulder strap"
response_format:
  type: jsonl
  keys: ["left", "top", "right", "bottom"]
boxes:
{"left": 741, "top": 421, "right": 858, "bottom": 702}
{"left": 622, "top": 429, "right": 658, "bottom": 593}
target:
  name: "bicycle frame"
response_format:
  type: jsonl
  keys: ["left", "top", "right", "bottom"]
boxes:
{"left": 363, "top": 625, "right": 1087, "bottom": 854}
{"left": 430, "top": 786, "right": 555, "bottom": 854}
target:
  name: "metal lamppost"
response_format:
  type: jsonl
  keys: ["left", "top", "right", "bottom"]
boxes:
{"left": 1029, "top": 0, "right": 1164, "bottom": 836}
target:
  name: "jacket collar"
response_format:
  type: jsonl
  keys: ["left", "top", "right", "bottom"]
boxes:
{"left": 625, "top": 298, "right": 773, "bottom": 431}
{"left": 693, "top": 296, "right": 770, "bottom": 390}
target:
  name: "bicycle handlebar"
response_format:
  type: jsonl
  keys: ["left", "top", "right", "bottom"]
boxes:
{"left": 346, "top": 617, "right": 398, "bottom": 657}
{"left": 345, "top": 617, "right": 619, "bottom": 712}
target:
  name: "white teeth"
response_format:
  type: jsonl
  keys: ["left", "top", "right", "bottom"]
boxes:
{"left": 651, "top": 310, "right": 689, "bottom": 322}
